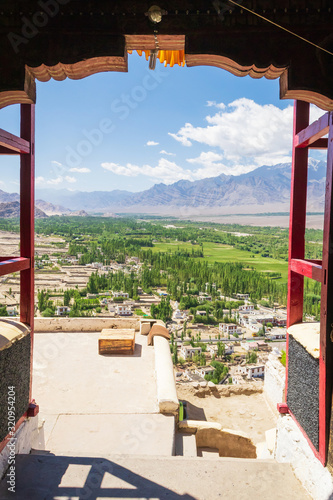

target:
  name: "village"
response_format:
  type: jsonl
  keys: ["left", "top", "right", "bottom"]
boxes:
{"left": 0, "top": 229, "right": 287, "bottom": 388}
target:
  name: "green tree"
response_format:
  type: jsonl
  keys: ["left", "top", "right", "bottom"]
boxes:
{"left": 217, "top": 341, "right": 225, "bottom": 358}
{"left": 64, "top": 290, "right": 71, "bottom": 307}
{"left": 246, "top": 351, "right": 258, "bottom": 364}
{"left": 38, "top": 289, "right": 49, "bottom": 313}
{"left": 172, "top": 345, "right": 178, "bottom": 365}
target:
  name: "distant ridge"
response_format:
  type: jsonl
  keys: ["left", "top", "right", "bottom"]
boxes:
{"left": 1, "top": 159, "right": 326, "bottom": 217}
{"left": 34, "top": 159, "right": 326, "bottom": 215}
{"left": 0, "top": 201, "right": 47, "bottom": 218}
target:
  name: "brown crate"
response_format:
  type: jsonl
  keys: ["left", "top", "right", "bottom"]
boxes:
{"left": 98, "top": 328, "right": 135, "bottom": 355}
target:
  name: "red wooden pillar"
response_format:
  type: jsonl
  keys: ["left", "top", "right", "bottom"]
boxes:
{"left": 321, "top": 112, "right": 333, "bottom": 465}
{"left": 287, "top": 100, "right": 309, "bottom": 328}
{"left": 20, "top": 104, "right": 35, "bottom": 400}
{"left": 285, "top": 101, "right": 309, "bottom": 404}
{"left": 285, "top": 101, "right": 333, "bottom": 465}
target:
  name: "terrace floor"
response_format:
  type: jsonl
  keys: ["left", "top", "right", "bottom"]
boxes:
{"left": 32, "top": 331, "right": 175, "bottom": 457}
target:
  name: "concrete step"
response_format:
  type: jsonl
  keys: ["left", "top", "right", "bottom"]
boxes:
{"left": 33, "top": 413, "right": 176, "bottom": 458}
{"left": 175, "top": 432, "right": 197, "bottom": 457}
{"left": 0, "top": 453, "right": 311, "bottom": 499}
{"left": 197, "top": 447, "right": 220, "bottom": 458}
{"left": 256, "top": 441, "right": 273, "bottom": 460}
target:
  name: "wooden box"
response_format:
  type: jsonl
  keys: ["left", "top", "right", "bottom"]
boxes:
{"left": 98, "top": 328, "right": 135, "bottom": 355}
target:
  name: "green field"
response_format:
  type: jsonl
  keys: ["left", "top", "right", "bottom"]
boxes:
{"left": 148, "top": 241, "right": 288, "bottom": 283}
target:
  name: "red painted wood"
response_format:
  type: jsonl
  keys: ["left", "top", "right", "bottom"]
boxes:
{"left": 309, "top": 138, "right": 328, "bottom": 150}
{"left": 277, "top": 403, "right": 289, "bottom": 414}
{"left": 0, "top": 127, "right": 30, "bottom": 154}
{"left": 295, "top": 112, "right": 329, "bottom": 148}
{"left": 20, "top": 104, "right": 34, "bottom": 328}
{"left": 27, "top": 402, "right": 39, "bottom": 417}
{"left": 286, "top": 101, "right": 309, "bottom": 415}
{"left": 0, "top": 146, "right": 21, "bottom": 155}
{"left": 320, "top": 111, "right": 333, "bottom": 465}
{"left": 290, "top": 258, "right": 323, "bottom": 282}
{"left": 0, "top": 413, "right": 27, "bottom": 454}
{"left": 287, "top": 101, "right": 309, "bottom": 329}
{"left": 0, "top": 257, "right": 30, "bottom": 276}
{"left": 19, "top": 104, "right": 35, "bottom": 403}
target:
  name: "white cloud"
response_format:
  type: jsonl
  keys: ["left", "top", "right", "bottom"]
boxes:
{"left": 206, "top": 101, "right": 226, "bottom": 109}
{"left": 102, "top": 99, "right": 321, "bottom": 185}
{"left": 101, "top": 158, "right": 193, "bottom": 184}
{"left": 51, "top": 160, "right": 62, "bottom": 166}
{"left": 168, "top": 129, "right": 192, "bottom": 147}
{"left": 65, "top": 176, "right": 76, "bottom": 183}
{"left": 146, "top": 140, "right": 159, "bottom": 146}
{"left": 69, "top": 167, "right": 91, "bottom": 173}
{"left": 47, "top": 176, "right": 63, "bottom": 186}
{"left": 310, "top": 104, "right": 326, "bottom": 123}
{"left": 169, "top": 98, "right": 295, "bottom": 168}
{"left": 160, "top": 150, "right": 176, "bottom": 156}
{"left": 186, "top": 151, "right": 259, "bottom": 178}
{"left": 36, "top": 175, "right": 76, "bottom": 186}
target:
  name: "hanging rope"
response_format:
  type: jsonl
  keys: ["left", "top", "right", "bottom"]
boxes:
{"left": 228, "top": 0, "right": 333, "bottom": 57}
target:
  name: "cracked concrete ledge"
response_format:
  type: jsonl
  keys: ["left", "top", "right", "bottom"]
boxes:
{"left": 34, "top": 317, "right": 140, "bottom": 332}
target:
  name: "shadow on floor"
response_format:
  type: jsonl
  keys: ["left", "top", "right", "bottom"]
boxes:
{"left": 0, "top": 453, "right": 196, "bottom": 500}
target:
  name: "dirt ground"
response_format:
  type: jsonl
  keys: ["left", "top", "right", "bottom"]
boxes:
{"left": 176, "top": 383, "right": 278, "bottom": 445}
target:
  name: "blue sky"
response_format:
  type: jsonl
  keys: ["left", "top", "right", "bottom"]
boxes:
{"left": 0, "top": 52, "right": 324, "bottom": 193}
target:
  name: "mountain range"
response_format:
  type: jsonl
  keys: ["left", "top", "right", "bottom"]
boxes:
{"left": 36, "top": 159, "right": 326, "bottom": 215}
{"left": 0, "top": 201, "right": 48, "bottom": 218}
{"left": 0, "top": 159, "right": 326, "bottom": 217}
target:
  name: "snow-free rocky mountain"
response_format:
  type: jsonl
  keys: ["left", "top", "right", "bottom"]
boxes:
{"left": 1, "top": 159, "right": 327, "bottom": 216}
{"left": 0, "top": 201, "right": 48, "bottom": 218}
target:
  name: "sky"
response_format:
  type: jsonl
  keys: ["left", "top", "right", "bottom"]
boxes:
{"left": 0, "top": 52, "right": 325, "bottom": 193}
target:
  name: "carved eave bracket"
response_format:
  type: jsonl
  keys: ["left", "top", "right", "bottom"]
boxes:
{"left": 0, "top": 30, "right": 333, "bottom": 111}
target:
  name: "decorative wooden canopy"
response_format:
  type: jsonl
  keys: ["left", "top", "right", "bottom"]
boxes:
{"left": 0, "top": 1, "right": 332, "bottom": 109}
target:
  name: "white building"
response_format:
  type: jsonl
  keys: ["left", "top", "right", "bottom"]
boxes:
{"left": 113, "top": 291, "right": 129, "bottom": 299}
{"left": 255, "top": 314, "right": 274, "bottom": 325}
{"left": 238, "top": 313, "right": 249, "bottom": 326}
{"left": 195, "top": 366, "right": 215, "bottom": 378}
{"left": 174, "top": 309, "right": 187, "bottom": 320}
{"left": 235, "top": 293, "right": 249, "bottom": 300}
{"left": 56, "top": 306, "right": 70, "bottom": 316}
{"left": 274, "top": 314, "right": 287, "bottom": 327}
{"left": 239, "top": 304, "right": 254, "bottom": 313}
{"left": 207, "top": 344, "right": 218, "bottom": 356}
{"left": 180, "top": 346, "right": 202, "bottom": 360}
{"left": 225, "top": 343, "right": 234, "bottom": 355}
{"left": 6, "top": 306, "right": 17, "bottom": 317}
{"left": 238, "top": 364, "right": 265, "bottom": 379}
{"left": 249, "top": 323, "right": 262, "bottom": 334}
{"left": 232, "top": 374, "right": 245, "bottom": 385}
{"left": 266, "top": 329, "right": 287, "bottom": 340}
{"left": 241, "top": 340, "right": 269, "bottom": 352}
{"left": 219, "top": 323, "right": 238, "bottom": 335}
{"left": 198, "top": 293, "right": 212, "bottom": 302}
{"left": 116, "top": 305, "right": 132, "bottom": 316}
{"left": 196, "top": 310, "right": 207, "bottom": 317}
{"left": 208, "top": 343, "right": 234, "bottom": 356}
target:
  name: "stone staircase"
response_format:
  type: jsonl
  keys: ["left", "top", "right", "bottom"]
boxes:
{"left": 0, "top": 453, "right": 310, "bottom": 500}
